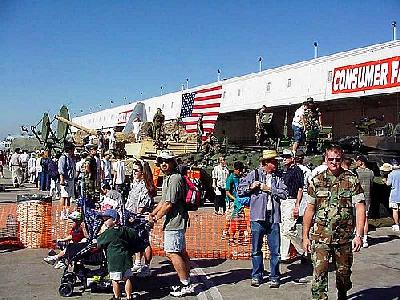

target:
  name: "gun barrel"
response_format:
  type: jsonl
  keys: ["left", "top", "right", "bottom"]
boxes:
{"left": 54, "top": 115, "right": 97, "bottom": 135}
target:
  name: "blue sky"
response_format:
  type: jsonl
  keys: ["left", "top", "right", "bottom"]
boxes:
{"left": 0, "top": 0, "right": 399, "bottom": 140}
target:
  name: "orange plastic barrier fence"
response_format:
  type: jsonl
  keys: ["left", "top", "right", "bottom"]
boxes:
{"left": 0, "top": 202, "right": 269, "bottom": 260}
{"left": 17, "top": 199, "right": 53, "bottom": 248}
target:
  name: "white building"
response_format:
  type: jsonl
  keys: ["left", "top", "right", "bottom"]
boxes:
{"left": 73, "top": 40, "right": 400, "bottom": 144}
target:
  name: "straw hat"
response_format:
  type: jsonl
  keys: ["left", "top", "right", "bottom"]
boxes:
{"left": 262, "top": 149, "right": 279, "bottom": 160}
{"left": 380, "top": 163, "right": 393, "bottom": 172}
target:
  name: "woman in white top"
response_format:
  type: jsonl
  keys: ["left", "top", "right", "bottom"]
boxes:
{"left": 125, "top": 161, "right": 156, "bottom": 277}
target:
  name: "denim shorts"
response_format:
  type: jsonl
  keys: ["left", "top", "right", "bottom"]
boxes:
{"left": 109, "top": 268, "right": 133, "bottom": 281}
{"left": 164, "top": 229, "right": 186, "bottom": 253}
{"left": 292, "top": 125, "right": 304, "bottom": 143}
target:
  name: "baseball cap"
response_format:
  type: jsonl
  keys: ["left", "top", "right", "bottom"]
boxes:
{"left": 68, "top": 211, "right": 82, "bottom": 221}
{"left": 101, "top": 209, "right": 120, "bottom": 221}
{"left": 281, "top": 149, "right": 293, "bottom": 158}
{"left": 355, "top": 155, "right": 368, "bottom": 164}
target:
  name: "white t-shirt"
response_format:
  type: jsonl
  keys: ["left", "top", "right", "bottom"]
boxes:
{"left": 113, "top": 160, "right": 125, "bottom": 185}
{"left": 292, "top": 105, "right": 305, "bottom": 127}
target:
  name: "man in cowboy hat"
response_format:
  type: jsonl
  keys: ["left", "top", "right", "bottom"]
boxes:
{"left": 238, "top": 149, "right": 288, "bottom": 288}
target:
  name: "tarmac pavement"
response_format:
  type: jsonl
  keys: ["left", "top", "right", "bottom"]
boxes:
{"left": 1, "top": 168, "right": 400, "bottom": 299}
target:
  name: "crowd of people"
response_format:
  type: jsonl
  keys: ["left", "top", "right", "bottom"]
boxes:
{"left": 2, "top": 107, "right": 400, "bottom": 299}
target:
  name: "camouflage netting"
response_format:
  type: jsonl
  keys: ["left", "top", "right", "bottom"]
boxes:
{"left": 163, "top": 120, "right": 197, "bottom": 143}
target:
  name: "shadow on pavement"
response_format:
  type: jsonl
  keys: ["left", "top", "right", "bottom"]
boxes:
{"left": 368, "top": 235, "right": 400, "bottom": 247}
{"left": 349, "top": 285, "right": 400, "bottom": 300}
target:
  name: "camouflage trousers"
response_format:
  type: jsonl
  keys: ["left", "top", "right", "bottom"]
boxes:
{"left": 311, "top": 241, "right": 353, "bottom": 300}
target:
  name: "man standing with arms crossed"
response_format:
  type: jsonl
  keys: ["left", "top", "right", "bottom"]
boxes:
{"left": 149, "top": 151, "right": 193, "bottom": 297}
{"left": 303, "top": 145, "right": 365, "bottom": 300}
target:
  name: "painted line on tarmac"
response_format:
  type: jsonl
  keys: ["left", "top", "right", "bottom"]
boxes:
{"left": 192, "top": 262, "right": 223, "bottom": 300}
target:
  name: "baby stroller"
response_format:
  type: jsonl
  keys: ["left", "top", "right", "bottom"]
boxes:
{"left": 58, "top": 198, "right": 111, "bottom": 297}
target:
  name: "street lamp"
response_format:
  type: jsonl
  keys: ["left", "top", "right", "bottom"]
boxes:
{"left": 392, "top": 21, "right": 397, "bottom": 41}
{"left": 314, "top": 41, "right": 319, "bottom": 58}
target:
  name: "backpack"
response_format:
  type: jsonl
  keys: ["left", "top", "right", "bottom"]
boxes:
{"left": 182, "top": 175, "right": 201, "bottom": 211}
{"left": 48, "top": 159, "right": 59, "bottom": 179}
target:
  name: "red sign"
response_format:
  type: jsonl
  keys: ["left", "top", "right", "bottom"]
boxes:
{"left": 117, "top": 109, "right": 133, "bottom": 124}
{"left": 332, "top": 56, "right": 400, "bottom": 94}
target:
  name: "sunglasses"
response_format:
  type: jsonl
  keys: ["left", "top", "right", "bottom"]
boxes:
{"left": 156, "top": 158, "right": 172, "bottom": 164}
{"left": 327, "top": 157, "right": 342, "bottom": 162}
{"left": 133, "top": 168, "right": 141, "bottom": 173}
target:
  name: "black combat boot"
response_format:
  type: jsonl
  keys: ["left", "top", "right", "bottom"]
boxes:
{"left": 337, "top": 290, "right": 347, "bottom": 300}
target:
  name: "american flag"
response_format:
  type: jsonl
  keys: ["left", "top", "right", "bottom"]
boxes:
{"left": 180, "top": 85, "right": 223, "bottom": 134}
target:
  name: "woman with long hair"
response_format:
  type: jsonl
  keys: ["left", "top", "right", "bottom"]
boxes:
{"left": 125, "top": 160, "right": 156, "bottom": 277}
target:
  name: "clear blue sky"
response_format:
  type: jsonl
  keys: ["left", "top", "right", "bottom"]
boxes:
{"left": 0, "top": 0, "right": 398, "bottom": 140}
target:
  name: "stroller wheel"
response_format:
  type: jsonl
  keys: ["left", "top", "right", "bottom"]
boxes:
{"left": 59, "top": 283, "right": 74, "bottom": 297}
{"left": 61, "top": 273, "right": 76, "bottom": 285}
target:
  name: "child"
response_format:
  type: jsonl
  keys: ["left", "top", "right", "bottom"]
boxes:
{"left": 97, "top": 209, "right": 135, "bottom": 300}
{"left": 43, "top": 211, "right": 86, "bottom": 269}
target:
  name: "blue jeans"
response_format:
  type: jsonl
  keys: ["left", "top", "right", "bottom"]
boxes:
{"left": 251, "top": 220, "right": 280, "bottom": 281}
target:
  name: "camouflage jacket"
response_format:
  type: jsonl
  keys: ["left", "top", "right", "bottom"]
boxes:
{"left": 308, "top": 169, "right": 364, "bottom": 244}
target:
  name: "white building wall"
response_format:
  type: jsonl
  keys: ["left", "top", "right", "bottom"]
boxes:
{"left": 73, "top": 41, "right": 400, "bottom": 130}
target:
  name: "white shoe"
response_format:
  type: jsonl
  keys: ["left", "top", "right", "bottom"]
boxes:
{"left": 362, "top": 237, "right": 369, "bottom": 248}
{"left": 43, "top": 255, "right": 58, "bottom": 264}
{"left": 170, "top": 283, "right": 195, "bottom": 297}
{"left": 131, "top": 263, "right": 142, "bottom": 273}
{"left": 137, "top": 265, "right": 151, "bottom": 278}
{"left": 392, "top": 224, "right": 400, "bottom": 232}
{"left": 54, "top": 261, "right": 66, "bottom": 269}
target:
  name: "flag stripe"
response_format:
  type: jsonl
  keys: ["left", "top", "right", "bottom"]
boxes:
{"left": 196, "top": 86, "right": 222, "bottom": 94}
{"left": 183, "top": 120, "right": 217, "bottom": 126}
{"left": 193, "top": 103, "right": 220, "bottom": 110}
{"left": 194, "top": 94, "right": 222, "bottom": 101}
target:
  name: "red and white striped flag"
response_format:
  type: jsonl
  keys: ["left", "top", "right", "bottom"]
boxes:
{"left": 180, "top": 85, "right": 222, "bottom": 134}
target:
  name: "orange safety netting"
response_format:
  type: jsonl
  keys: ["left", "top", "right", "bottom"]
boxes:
{"left": 0, "top": 203, "right": 269, "bottom": 259}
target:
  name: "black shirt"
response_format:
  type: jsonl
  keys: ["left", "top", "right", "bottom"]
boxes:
{"left": 281, "top": 165, "right": 304, "bottom": 198}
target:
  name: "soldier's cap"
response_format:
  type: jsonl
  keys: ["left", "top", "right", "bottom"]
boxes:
{"left": 355, "top": 155, "right": 368, "bottom": 164}
{"left": 85, "top": 144, "right": 97, "bottom": 151}
{"left": 261, "top": 149, "right": 279, "bottom": 160}
{"left": 380, "top": 163, "right": 393, "bottom": 172}
{"left": 295, "top": 149, "right": 305, "bottom": 157}
{"left": 281, "top": 149, "right": 293, "bottom": 158}
{"left": 306, "top": 97, "right": 314, "bottom": 103}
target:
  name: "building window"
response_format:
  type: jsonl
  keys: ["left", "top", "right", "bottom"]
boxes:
{"left": 171, "top": 102, "right": 174, "bottom": 108}
{"left": 327, "top": 71, "right": 333, "bottom": 82}
{"left": 148, "top": 107, "right": 151, "bottom": 112}
{"left": 237, "top": 89, "right": 241, "bottom": 96}
{"left": 266, "top": 82, "right": 271, "bottom": 93}
{"left": 287, "top": 78, "right": 292, "bottom": 88}
{"left": 162, "top": 103, "right": 164, "bottom": 109}
{"left": 223, "top": 91, "right": 226, "bottom": 98}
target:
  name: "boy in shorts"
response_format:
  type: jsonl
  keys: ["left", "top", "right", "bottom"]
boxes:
{"left": 97, "top": 209, "right": 134, "bottom": 300}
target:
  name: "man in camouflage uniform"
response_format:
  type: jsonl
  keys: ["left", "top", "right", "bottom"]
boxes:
{"left": 153, "top": 108, "right": 165, "bottom": 146}
{"left": 302, "top": 144, "right": 365, "bottom": 300}
{"left": 304, "top": 97, "right": 322, "bottom": 154}
{"left": 83, "top": 144, "right": 98, "bottom": 202}
{"left": 255, "top": 105, "right": 267, "bottom": 145}
{"left": 196, "top": 114, "right": 204, "bottom": 152}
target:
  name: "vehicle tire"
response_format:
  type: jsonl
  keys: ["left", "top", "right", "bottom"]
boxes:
{"left": 59, "top": 283, "right": 74, "bottom": 297}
